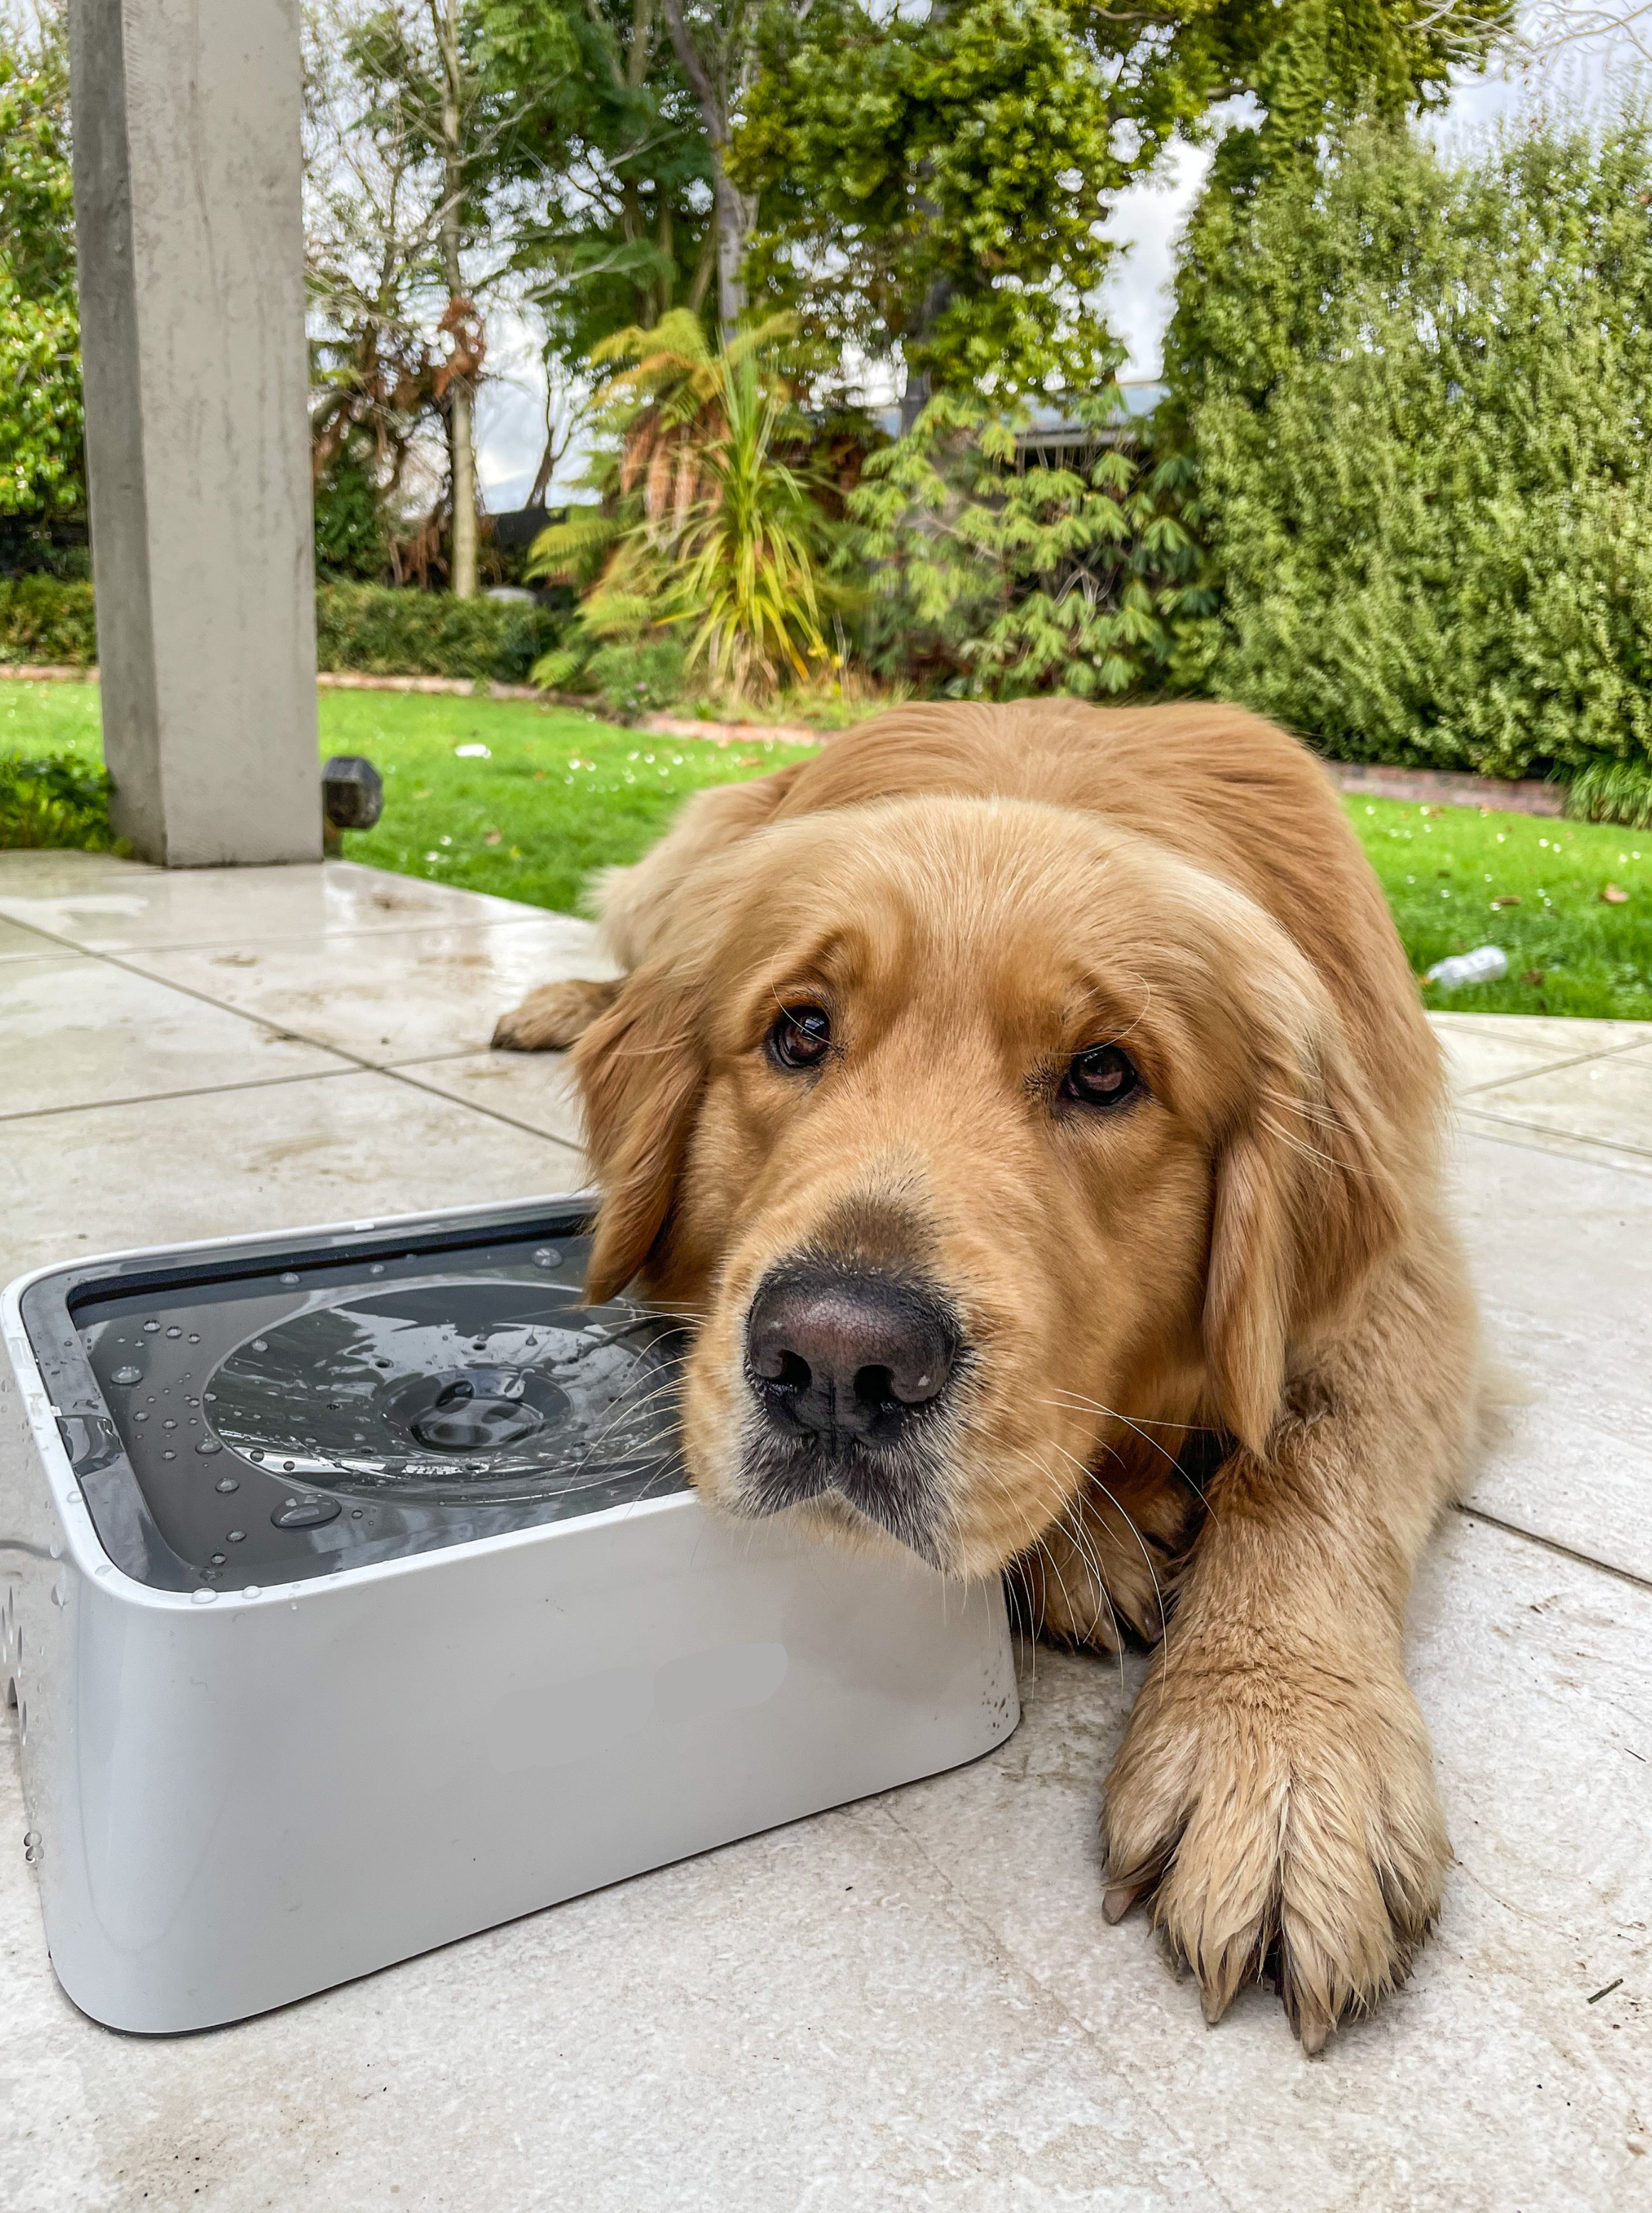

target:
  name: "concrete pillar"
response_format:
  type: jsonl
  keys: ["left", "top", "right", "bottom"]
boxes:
{"left": 69, "top": 0, "right": 321, "bottom": 867}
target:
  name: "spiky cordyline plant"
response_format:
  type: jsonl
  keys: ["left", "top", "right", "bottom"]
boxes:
{"left": 528, "top": 311, "right": 834, "bottom": 702}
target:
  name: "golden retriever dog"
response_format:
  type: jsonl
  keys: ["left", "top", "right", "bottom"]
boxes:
{"left": 494, "top": 700, "right": 1476, "bottom": 2053}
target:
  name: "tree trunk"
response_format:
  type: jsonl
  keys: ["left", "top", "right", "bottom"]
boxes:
{"left": 434, "top": 0, "right": 477, "bottom": 599}
{"left": 660, "top": 0, "right": 754, "bottom": 344}
{"left": 449, "top": 376, "right": 478, "bottom": 597}
{"left": 711, "top": 166, "right": 757, "bottom": 342}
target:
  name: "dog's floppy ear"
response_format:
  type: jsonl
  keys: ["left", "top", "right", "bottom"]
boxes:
{"left": 1202, "top": 974, "right": 1405, "bottom": 1457}
{"left": 571, "top": 958, "right": 706, "bottom": 1303}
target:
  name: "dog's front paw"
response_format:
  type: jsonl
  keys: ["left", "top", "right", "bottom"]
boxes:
{"left": 492, "top": 978, "right": 619, "bottom": 1052}
{"left": 1101, "top": 1643, "right": 1449, "bottom": 2052}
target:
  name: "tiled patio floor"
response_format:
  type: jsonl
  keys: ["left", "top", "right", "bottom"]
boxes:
{"left": 1, "top": 851, "right": 1647, "bottom": 2212}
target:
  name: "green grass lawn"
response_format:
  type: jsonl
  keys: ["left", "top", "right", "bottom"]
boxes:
{"left": 4, "top": 677, "right": 1648, "bottom": 1021}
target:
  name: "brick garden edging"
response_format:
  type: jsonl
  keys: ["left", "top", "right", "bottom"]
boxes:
{"left": 1324, "top": 760, "right": 1564, "bottom": 818}
{"left": 0, "top": 662, "right": 1574, "bottom": 817}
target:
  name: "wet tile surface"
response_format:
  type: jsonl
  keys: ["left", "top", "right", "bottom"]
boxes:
{"left": 0, "top": 855, "right": 546, "bottom": 952}
{"left": 124, "top": 916, "right": 614, "bottom": 1067}
{"left": 395, "top": 1045, "right": 587, "bottom": 1148}
{"left": 0, "top": 1068, "right": 585, "bottom": 1283}
{"left": 0, "top": 954, "right": 349, "bottom": 1118}
{"left": 1449, "top": 1122, "right": 1652, "bottom": 1585}
{"left": 0, "top": 914, "right": 58, "bottom": 961}
{"left": 1456, "top": 1045, "right": 1652, "bottom": 1161}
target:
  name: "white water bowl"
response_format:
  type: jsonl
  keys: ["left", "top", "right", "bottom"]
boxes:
{"left": 0, "top": 1195, "right": 1017, "bottom": 2033}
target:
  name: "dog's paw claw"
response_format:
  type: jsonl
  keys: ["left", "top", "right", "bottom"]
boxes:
{"left": 1101, "top": 1654, "right": 1448, "bottom": 2051}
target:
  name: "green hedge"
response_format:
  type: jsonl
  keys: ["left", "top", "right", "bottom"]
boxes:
{"left": 0, "top": 574, "right": 96, "bottom": 665}
{"left": 314, "top": 583, "right": 565, "bottom": 683}
{"left": 0, "top": 750, "right": 119, "bottom": 849}
{"left": 1170, "top": 112, "right": 1652, "bottom": 825}
{"left": 0, "top": 577, "right": 566, "bottom": 685}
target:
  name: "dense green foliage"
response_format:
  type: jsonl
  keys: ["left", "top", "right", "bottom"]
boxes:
{"left": 0, "top": 576, "right": 566, "bottom": 682}
{"left": 850, "top": 392, "right": 1204, "bottom": 697}
{"left": 1169, "top": 113, "right": 1652, "bottom": 824}
{"left": 737, "top": 0, "right": 1508, "bottom": 402}
{"left": 314, "top": 581, "right": 566, "bottom": 680}
{"left": 0, "top": 16, "right": 81, "bottom": 515}
{"left": 0, "top": 574, "right": 95, "bottom": 664}
{"left": 6, "top": 680, "right": 1648, "bottom": 1020}
{"left": 738, "top": 0, "right": 1132, "bottom": 401}
{"left": 0, "top": 739, "right": 117, "bottom": 850}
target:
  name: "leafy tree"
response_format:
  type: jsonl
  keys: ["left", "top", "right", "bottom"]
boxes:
{"left": 479, "top": 0, "right": 720, "bottom": 371}
{"left": 0, "top": 7, "right": 80, "bottom": 517}
{"left": 738, "top": 0, "right": 1512, "bottom": 411}
{"left": 849, "top": 390, "right": 1204, "bottom": 696}
{"left": 1170, "top": 112, "right": 1652, "bottom": 823}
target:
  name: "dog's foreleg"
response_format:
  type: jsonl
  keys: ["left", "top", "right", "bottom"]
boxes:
{"left": 1099, "top": 1233, "right": 1476, "bottom": 2052}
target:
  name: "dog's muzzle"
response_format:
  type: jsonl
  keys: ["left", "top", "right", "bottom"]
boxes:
{"left": 737, "top": 1262, "right": 962, "bottom": 1560}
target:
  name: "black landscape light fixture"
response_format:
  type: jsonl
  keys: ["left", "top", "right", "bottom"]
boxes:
{"left": 321, "top": 754, "right": 385, "bottom": 855}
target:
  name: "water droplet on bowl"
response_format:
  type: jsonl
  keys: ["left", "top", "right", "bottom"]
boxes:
{"left": 271, "top": 1496, "right": 341, "bottom": 1530}
{"left": 162, "top": 1449, "right": 176, "bottom": 1462}
{"left": 248, "top": 1449, "right": 264, "bottom": 1462}
{"left": 188, "top": 1333, "right": 201, "bottom": 1344}
{"left": 280, "top": 1272, "right": 300, "bottom": 1287}
{"left": 533, "top": 1247, "right": 560, "bottom": 1268}
{"left": 111, "top": 1366, "right": 142, "bottom": 1386}
{"left": 196, "top": 1439, "right": 221, "bottom": 1457}
{"left": 210, "top": 1552, "right": 226, "bottom": 1565}
{"left": 191, "top": 1587, "right": 217, "bottom": 1605}
{"left": 143, "top": 1319, "right": 161, "bottom": 1333}
{"left": 243, "top": 1585, "right": 260, "bottom": 1598}
{"left": 165, "top": 1325, "right": 182, "bottom": 1338}
{"left": 227, "top": 1530, "right": 245, "bottom": 1543}
{"left": 216, "top": 1477, "right": 239, "bottom": 1493}
{"left": 252, "top": 1338, "right": 269, "bottom": 1353}
{"left": 369, "top": 1263, "right": 385, "bottom": 1276}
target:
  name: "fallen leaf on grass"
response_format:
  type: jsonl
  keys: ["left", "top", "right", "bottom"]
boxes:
{"left": 1522, "top": 969, "right": 1546, "bottom": 986}
{"left": 1490, "top": 894, "right": 1521, "bottom": 908}
{"left": 485, "top": 828, "right": 502, "bottom": 845}
{"left": 1601, "top": 883, "right": 1630, "bottom": 904}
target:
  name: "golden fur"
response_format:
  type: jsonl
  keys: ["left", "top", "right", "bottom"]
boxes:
{"left": 494, "top": 699, "right": 1478, "bottom": 2053}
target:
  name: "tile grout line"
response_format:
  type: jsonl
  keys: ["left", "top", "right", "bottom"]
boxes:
{"left": 1454, "top": 1035, "right": 1652, "bottom": 1098}
{"left": 386, "top": 1061, "right": 586, "bottom": 1153}
{"left": 1455, "top": 1106, "right": 1652, "bottom": 1166}
{"left": 4, "top": 916, "right": 587, "bottom": 1156}
{"left": 864, "top": 1795, "right": 1240, "bottom": 2207}
{"left": 0, "top": 1063, "right": 364, "bottom": 1125}
{"left": 1451, "top": 1503, "right": 1652, "bottom": 1595}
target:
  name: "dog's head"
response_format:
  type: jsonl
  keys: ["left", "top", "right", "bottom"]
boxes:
{"left": 573, "top": 796, "right": 1405, "bottom": 1576}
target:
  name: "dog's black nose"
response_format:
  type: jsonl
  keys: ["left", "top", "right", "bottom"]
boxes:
{"left": 746, "top": 1268, "right": 956, "bottom": 1451}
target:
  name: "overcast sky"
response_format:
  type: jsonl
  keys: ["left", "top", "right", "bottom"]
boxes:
{"left": 475, "top": 10, "right": 1635, "bottom": 513}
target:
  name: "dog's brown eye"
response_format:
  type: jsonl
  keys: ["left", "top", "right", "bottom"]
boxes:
{"left": 768, "top": 1003, "right": 832, "bottom": 1070}
{"left": 1061, "top": 1042, "right": 1140, "bottom": 1109}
